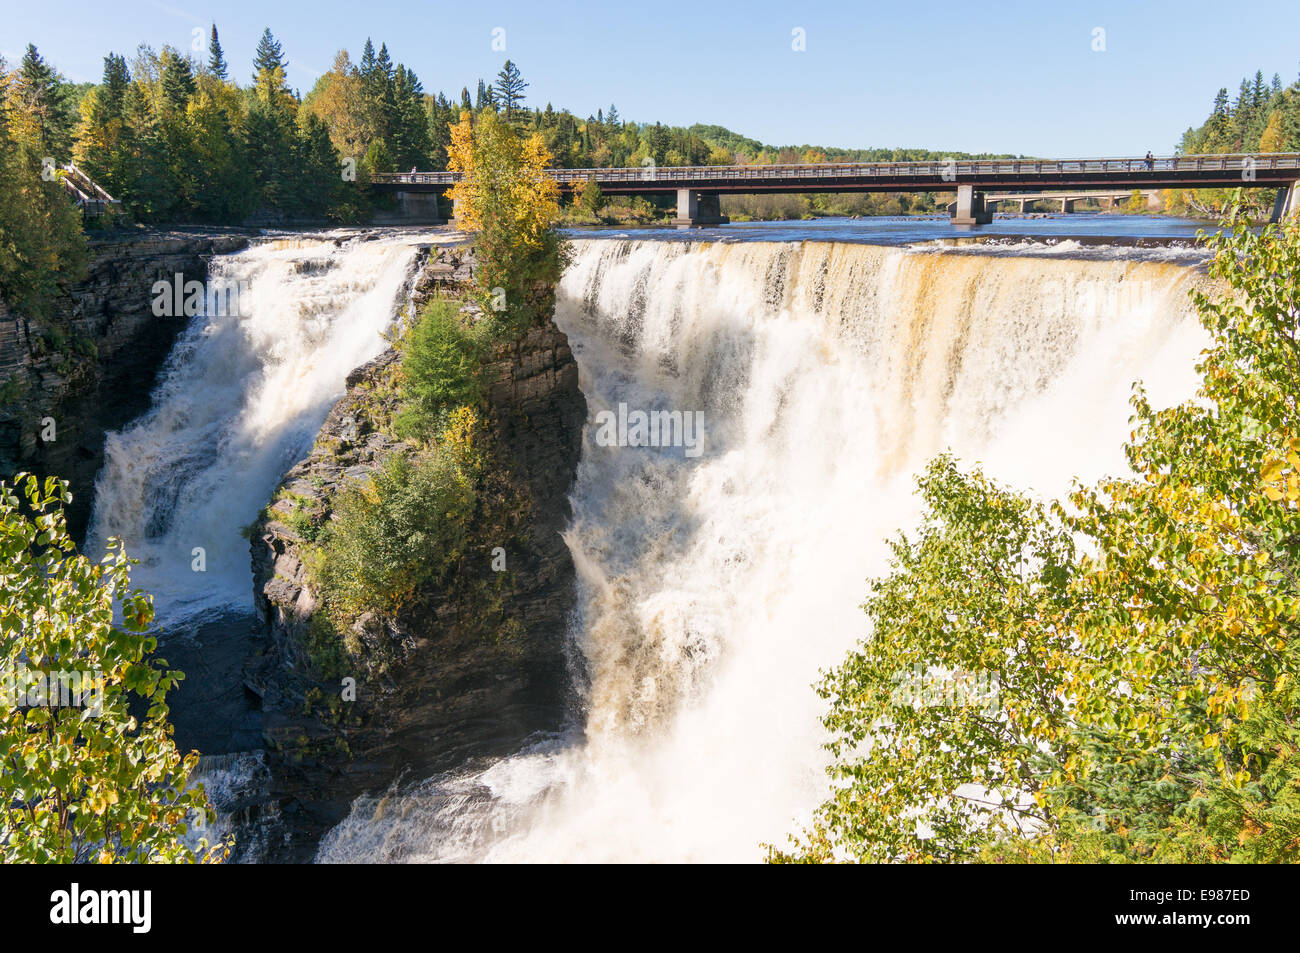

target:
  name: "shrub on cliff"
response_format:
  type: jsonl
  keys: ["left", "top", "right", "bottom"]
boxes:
{"left": 306, "top": 294, "right": 497, "bottom": 662}
{"left": 0, "top": 473, "right": 226, "bottom": 863}
{"left": 314, "top": 409, "right": 483, "bottom": 622}
{"left": 772, "top": 209, "right": 1300, "bottom": 864}
{"left": 394, "top": 298, "right": 484, "bottom": 444}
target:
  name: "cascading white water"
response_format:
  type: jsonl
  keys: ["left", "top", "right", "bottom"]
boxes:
{"left": 89, "top": 232, "right": 449, "bottom": 624}
{"left": 317, "top": 237, "right": 1212, "bottom": 863}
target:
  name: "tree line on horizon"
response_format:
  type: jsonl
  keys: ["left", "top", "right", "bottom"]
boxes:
{"left": 3, "top": 28, "right": 1023, "bottom": 228}
{"left": 13, "top": 27, "right": 1300, "bottom": 240}
{"left": 1182, "top": 68, "right": 1300, "bottom": 155}
{"left": 1170, "top": 65, "right": 1300, "bottom": 215}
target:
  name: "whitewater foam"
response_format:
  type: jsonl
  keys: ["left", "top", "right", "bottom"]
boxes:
{"left": 88, "top": 231, "right": 455, "bottom": 625}
{"left": 316, "top": 237, "right": 1210, "bottom": 863}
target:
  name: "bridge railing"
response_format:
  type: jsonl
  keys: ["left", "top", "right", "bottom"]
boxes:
{"left": 371, "top": 153, "right": 1300, "bottom": 187}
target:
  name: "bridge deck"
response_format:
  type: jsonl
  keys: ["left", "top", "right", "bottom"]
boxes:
{"left": 374, "top": 153, "right": 1300, "bottom": 195}
{"left": 985, "top": 189, "right": 1160, "bottom": 200}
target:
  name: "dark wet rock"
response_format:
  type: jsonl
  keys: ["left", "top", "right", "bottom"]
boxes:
{"left": 165, "top": 611, "right": 264, "bottom": 756}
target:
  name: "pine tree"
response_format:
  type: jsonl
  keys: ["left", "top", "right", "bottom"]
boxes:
{"left": 158, "top": 49, "right": 200, "bottom": 215}
{"left": 244, "top": 96, "right": 296, "bottom": 211}
{"left": 253, "top": 28, "right": 285, "bottom": 79}
{"left": 112, "top": 82, "right": 170, "bottom": 220}
{"left": 357, "top": 40, "right": 375, "bottom": 79}
{"left": 493, "top": 59, "right": 528, "bottom": 120}
{"left": 374, "top": 43, "right": 394, "bottom": 83}
{"left": 374, "top": 45, "right": 398, "bottom": 140}
{"left": 460, "top": 86, "right": 472, "bottom": 111}
{"left": 14, "top": 44, "right": 71, "bottom": 157}
{"left": 362, "top": 136, "right": 393, "bottom": 175}
{"left": 427, "top": 92, "right": 454, "bottom": 170}
{"left": 1233, "top": 78, "right": 1251, "bottom": 113}
{"left": 354, "top": 41, "right": 390, "bottom": 152}
{"left": 252, "top": 28, "right": 290, "bottom": 103}
{"left": 160, "top": 49, "right": 197, "bottom": 112}
{"left": 19, "top": 45, "right": 59, "bottom": 104}
{"left": 101, "top": 53, "right": 130, "bottom": 120}
{"left": 207, "top": 26, "right": 228, "bottom": 80}
{"left": 297, "top": 111, "right": 345, "bottom": 218}
{"left": 390, "top": 66, "right": 431, "bottom": 171}
{"left": 1231, "top": 78, "right": 1254, "bottom": 148}
{"left": 72, "top": 54, "right": 127, "bottom": 188}
{"left": 1206, "top": 87, "right": 1232, "bottom": 147}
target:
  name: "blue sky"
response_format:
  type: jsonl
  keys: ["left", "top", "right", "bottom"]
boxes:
{"left": 5, "top": 0, "right": 1300, "bottom": 156}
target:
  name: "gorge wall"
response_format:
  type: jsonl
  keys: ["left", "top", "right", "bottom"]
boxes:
{"left": 0, "top": 230, "right": 250, "bottom": 541}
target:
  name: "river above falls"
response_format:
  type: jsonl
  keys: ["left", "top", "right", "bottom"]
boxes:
{"left": 562, "top": 211, "right": 1227, "bottom": 250}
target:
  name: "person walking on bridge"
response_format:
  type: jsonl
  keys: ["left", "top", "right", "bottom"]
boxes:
{"left": 1144, "top": 151, "right": 1154, "bottom": 171}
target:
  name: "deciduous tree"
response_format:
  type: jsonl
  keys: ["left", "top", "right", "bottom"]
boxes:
{"left": 446, "top": 109, "right": 566, "bottom": 334}
{"left": 0, "top": 474, "right": 226, "bottom": 863}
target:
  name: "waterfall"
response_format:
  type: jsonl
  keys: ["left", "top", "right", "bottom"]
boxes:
{"left": 88, "top": 233, "right": 444, "bottom": 625}
{"left": 317, "top": 237, "right": 1211, "bottom": 863}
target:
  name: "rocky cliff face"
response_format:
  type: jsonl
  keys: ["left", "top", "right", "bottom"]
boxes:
{"left": 0, "top": 230, "right": 250, "bottom": 541}
{"left": 246, "top": 249, "right": 586, "bottom": 861}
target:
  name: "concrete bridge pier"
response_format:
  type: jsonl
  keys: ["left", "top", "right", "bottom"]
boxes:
{"left": 950, "top": 184, "right": 992, "bottom": 225}
{"left": 672, "top": 189, "right": 729, "bottom": 226}
{"left": 1270, "top": 182, "right": 1300, "bottom": 223}
{"left": 1061, "top": 197, "right": 1075, "bottom": 213}
{"left": 395, "top": 190, "right": 445, "bottom": 224}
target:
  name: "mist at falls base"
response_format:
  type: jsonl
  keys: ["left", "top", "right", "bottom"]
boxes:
{"left": 316, "top": 238, "right": 1209, "bottom": 863}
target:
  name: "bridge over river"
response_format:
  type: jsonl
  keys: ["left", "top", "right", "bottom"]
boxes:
{"left": 373, "top": 153, "right": 1300, "bottom": 226}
